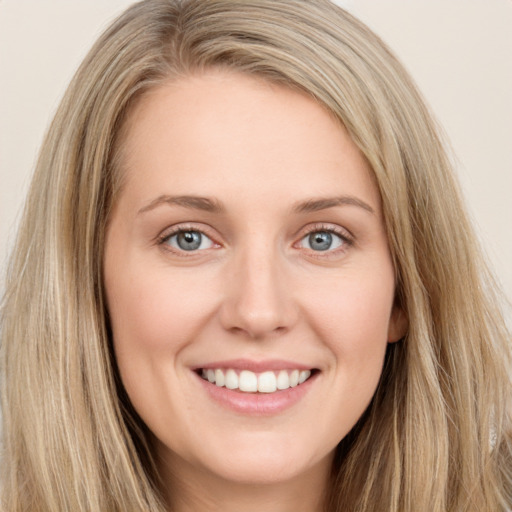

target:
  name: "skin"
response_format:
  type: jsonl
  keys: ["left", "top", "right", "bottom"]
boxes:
{"left": 104, "top": 71, "right": 407, "bottom": 512}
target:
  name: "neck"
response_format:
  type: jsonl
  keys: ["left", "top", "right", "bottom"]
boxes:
{"left": 158, "top": 452, "right": 333, "bottom": 512}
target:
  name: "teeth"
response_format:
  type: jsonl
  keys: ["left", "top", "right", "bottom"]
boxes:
{"left": 276, "top": 370, "right": 290, "bottom": 390}
{"left": 200, "top": 368, "right": 313, "bottom": 393}
{"left": 239, "top": 370, "right": 258, "bottom": 392}
{"left": 225, "top": 369, "right": 238, "bottom": 390}
{"left": 258, "top": 371, "right": 277, "bottom": 393}
{"left": 214, "top": 369, "right": 225, "bottom": 387}
{"left": 298, "top": 369, "right": 311, "bottom": 384}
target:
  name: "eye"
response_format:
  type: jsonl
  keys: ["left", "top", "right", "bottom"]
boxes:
{"left": 298, "top": 230, "right": 346, "bottom": 252}
{"left": 162, "top": 229, "right": 215, "bottom": 252}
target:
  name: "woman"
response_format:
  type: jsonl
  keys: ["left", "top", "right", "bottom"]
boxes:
{"left": 1, "top": 0, "right": 510, "bottom": 510}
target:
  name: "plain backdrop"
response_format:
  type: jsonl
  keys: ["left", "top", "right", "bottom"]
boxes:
{"left": 1, "top": 0, "right": 511, "bottom": 312}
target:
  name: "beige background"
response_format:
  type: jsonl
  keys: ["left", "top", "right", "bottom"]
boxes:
{"left": 1, "top": 0, "right": 511, "bottom": 311}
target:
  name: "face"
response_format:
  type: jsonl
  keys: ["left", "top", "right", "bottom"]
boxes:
{"left": 104, "top": 71, "right": 406, "bottom": 491}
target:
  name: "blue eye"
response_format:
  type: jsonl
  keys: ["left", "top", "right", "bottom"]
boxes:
{"left": 164, "top": 230, "right": 214, "bottom": 251}
{"left": 300, "top": 230, "right": 344, "bottom": 251}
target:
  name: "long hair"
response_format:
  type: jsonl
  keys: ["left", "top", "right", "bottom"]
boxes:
{"left": 1, "top": 1, "right": 510, "bottom": 510}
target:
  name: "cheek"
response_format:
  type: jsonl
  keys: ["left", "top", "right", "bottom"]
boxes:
{"left": 107, "top": 264, "right": 214, "bottom": 355}
{"left": 105, "top": 265, "right": 217, "bottom": 428}
{"left": 300, "top": 269, "right": 394, "bottom": 409}
{"left": 105, "top": 261, "right": 228, "bottom": 416}
{"left": 303, "top": 268, "right": 395, "bottom": 346}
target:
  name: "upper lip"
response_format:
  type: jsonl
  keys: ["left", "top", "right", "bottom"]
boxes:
{"left": 193, "top": 358, "right": 316, "bottom": 372}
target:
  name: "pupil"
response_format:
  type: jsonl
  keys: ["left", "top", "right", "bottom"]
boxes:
{"left": 309, "top": 232, "right": 332, "bottom": 251}
{"left": 177, "top": 231, "right": 201, "bottom": 250}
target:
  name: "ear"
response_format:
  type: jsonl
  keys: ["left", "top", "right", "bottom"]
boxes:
{"left": 387, "top": 305, "right": 408, "bottom": 343}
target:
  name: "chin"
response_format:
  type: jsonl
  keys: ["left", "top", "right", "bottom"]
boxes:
{"left": 190, "top": 431, "right": 331, "bottom": 486}
{"left": 156, "top": 425, "right": 331, "bottom": 487}
{"left": 203, "top": 452, "right": 317, "bottom": 486}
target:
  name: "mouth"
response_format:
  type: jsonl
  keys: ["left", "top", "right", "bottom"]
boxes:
{"left": 192, "top": 361, "right": 320, "bottom": 415}
{"left": 196, "top": 367, "right": 318, "bottom": 394}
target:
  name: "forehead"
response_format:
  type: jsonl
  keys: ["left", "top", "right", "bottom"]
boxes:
{"left": 116, "top": 71, "right": 381, "bottom": 213}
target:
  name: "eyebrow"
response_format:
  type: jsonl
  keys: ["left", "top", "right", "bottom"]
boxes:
{"left": 292, "top": 196, "right": 375, "bottom": 215}
{"left": 138, "top": 195, "right": 225, "bottom": 215}
{"left": 138, "top": 194, "right": 375, "bottom": 216}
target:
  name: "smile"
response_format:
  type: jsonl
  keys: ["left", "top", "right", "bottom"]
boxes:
{"left": 200, "top": 368, "right": 313, "bottom": 393}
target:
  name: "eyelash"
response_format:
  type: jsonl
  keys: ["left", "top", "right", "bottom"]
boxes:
{"left": 297, "top": 224, "right": 354, "bottom": 255}
{"left": 157, "top": 224, "right": 219, "bottom": 256}
{"left": 157, "top": 223, "right": 354, "bottom": 257}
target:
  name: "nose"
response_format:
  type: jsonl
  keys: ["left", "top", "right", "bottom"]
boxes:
{"left": 219, "top": 244, "right": 298, "bottom": 339}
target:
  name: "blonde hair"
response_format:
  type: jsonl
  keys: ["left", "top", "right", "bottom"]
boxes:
{"left": 1, "top": 0, "right": 511, "bottom": 510}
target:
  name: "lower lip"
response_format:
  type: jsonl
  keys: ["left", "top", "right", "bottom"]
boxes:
{"left": 194, "top": 371, "right": 318, "bottom": 416}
